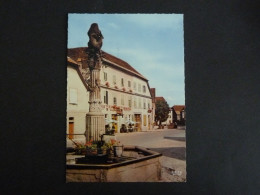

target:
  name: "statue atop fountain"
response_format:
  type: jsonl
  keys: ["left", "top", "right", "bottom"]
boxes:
{"left": 84, "top": 23, "right": 105, "bottom": 142}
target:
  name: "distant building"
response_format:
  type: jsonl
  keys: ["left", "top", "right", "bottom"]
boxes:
{"left": 166, "top": 107, "right": 173, "bottom": 125}
{"left": 150, "top": 88, "right": 156, "bottom": 127}
{"left": 67, "top": 47, "right": 153, "bottom": 133}
{"left": 172, "top": 105, "right": 186, "bottom": 125}
{"left": 155, "top": 96, "right": 166, "bottom": 102}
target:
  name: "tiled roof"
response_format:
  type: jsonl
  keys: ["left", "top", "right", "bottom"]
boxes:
{"left": 67, "top": 47, "right": 147, "bottom": 80}
{"left": 67, "top": 57, "right": 89, "bottom": 91}
{"left": 155, "top": 97, "right": 166, "bottom": 102}
{"left": 172, "top": 105, "right": 185, "bottom": 112}
{"left": 67, "top": 57, "right": 78, "bottom": 65}
{"left": 150, "top": 88, "right": 156, "bottom": 103}
{"left": 150, "top": 88, "right": 155, "bottom": 98}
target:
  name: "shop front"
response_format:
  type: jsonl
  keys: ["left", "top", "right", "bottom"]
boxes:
{"left": 134, "top": 114, "right": 142, "bottom": 132}
{"left": 111, "top": 114, "right": 118, "bottom": 133}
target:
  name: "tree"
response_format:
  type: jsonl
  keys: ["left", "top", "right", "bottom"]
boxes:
{"left": 155, "top": 100, "right": 169, "bottom": 127}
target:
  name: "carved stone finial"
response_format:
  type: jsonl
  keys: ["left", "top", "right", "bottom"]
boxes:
{"left": 87, "top": 23, "right": 104, "bottom": 51}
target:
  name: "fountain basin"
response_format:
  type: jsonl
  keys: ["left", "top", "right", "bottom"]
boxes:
{"left": 66, "top": 145, "right": 162, "bottom": 182}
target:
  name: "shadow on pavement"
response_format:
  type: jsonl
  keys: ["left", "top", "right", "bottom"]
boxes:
{"left": 164, "top": 137, "right": 186, "bottom": 142}
{"left": 148, "top": 147, "right": 186, "bottom": 161}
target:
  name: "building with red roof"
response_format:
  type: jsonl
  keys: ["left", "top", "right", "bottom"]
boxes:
{"left": 67, "top": 47, "right": 153, "bottom": 135}
{"left": 172, "top": 105, "right": 186, "bottom": 125}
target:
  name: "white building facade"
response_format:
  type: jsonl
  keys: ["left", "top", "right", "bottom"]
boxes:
{"left": 166, "top": 109, "right": 173, "bottom": 125}
{"left": 67, "top": 57, "right": 89, "bottom": 140}
{"left": 67, "top": 48, "right": 153, "bottom": 134}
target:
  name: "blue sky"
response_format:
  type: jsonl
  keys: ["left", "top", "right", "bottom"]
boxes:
{"left": 68, "top": 14, "right": 185, "bottom": 106}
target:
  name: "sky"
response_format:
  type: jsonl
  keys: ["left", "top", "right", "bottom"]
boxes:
{"left": 68, "top": 14, "right": 185, "bottom": 106}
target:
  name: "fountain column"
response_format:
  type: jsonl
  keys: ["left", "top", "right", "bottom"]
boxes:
{"left": 85, "top": 23, "right": 105, "bottom": 142}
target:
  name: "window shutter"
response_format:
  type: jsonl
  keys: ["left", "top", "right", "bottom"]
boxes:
{"left": 106, "top": 91, "right": 108, "bottom": 104}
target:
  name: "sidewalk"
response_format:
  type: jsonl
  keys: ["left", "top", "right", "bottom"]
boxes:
{"left": 116, "top": 126, "right": 179, "bottom": 135}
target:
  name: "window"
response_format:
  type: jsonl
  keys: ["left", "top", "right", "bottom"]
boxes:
{"left": 143, "top": 115, "right": 147, "bottom": 126}
{"left": 138, "top": 97, "right": 141, "bottom": 108}
{"left": 134, "top": 97, "right": 137, "bottom": 108}
{"left": 104, "top": 72, "right": 107, "bottom": 81}
{"left": 133, "top": 82, "right": 136, "bottom": 90}
{"left": 138, "top": 84, "right": 141, "bottom": 92}
{"left": 143, "top": 98, "right": 146, "bottom": 109}
{"left": 69, "top": 88, "right": 77, "bottom": 104}
{"left": 121, "top": 78, "right": 124, "bottom": 87}
{"left": 121, "top": 94, "right": 124, "bottom": 105}
{"left": 143, "top": 85, "right": 146, "bottom": 93}
{"left": 113, "top": 75, "right": 116, "bottom": 84}
{"left": 128, "top": 81, "right": 131, "bottom": 88}
{"left": 113, "top": 97, "right": 117, "bottom": 105}
{"left": 128, "top": 96, "right": 132, "bottom": 108}
{"left": 104, "top": 91, "right": 108, "bottom": 104}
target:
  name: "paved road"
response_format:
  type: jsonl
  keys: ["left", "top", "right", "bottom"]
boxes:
{"left": 115, "top": 127, "right": 186, "bottom": 182}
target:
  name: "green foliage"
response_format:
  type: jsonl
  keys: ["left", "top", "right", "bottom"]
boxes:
{"left": 155, "top": 100, "right": 169, "bottom": 125}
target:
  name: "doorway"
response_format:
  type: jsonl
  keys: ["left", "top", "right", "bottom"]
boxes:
{"left": 112, "top": 114, "right": 118, "bottom": 133}
{"left": 134, "top": 114, "right": 141, "bottom": 131}
{"left": 69, "top": 122, "right": 74, "bottom": 139}
{"left": 148, "top": 115, "right": 151, "bottom": 130}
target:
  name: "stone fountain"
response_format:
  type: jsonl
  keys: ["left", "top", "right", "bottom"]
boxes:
{"left": 84, "top": 23, "right": 105, "bottom": 142}
{"left": 66, "top": 23, "right": 162, "bottom": 182}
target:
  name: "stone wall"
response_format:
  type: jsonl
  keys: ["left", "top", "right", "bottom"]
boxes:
{"left": 66, "top": 156, "right": 161, "bottom": 182}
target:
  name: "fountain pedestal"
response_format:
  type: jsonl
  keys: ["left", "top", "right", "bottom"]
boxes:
{"left": 86, "top": 112, "right": 105, "bottom": 141}
{"left": 66, "top": 146, "right": 162, "bottom": 182}
{"left": 84, "top": 23, "right": 105, "bottom": 142}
